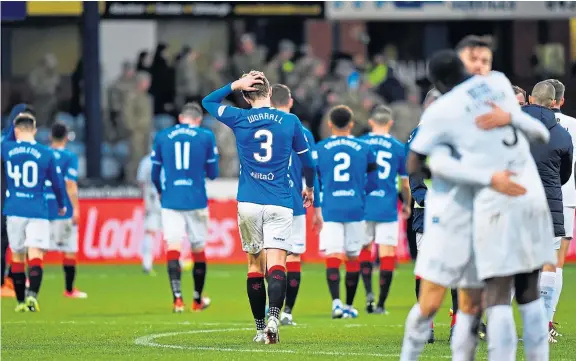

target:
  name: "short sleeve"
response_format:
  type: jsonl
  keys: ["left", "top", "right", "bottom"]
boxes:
{"left": 214, "top": 105, "right": 243, "bottom": 129}
{"left": 397, "top": 145, "right": 408, "bottom": 177}
{"left": 65, "top": 155, "right": 79, "bottom": 182}
{"left": 206, "top": 131, "right": 219, "bottom": 164}
{"left": 367, "top": 145, "right": 377, "bottom": 165}
{"left": 151, "top": 134, "right": 162, "bottom": 165}
{"left": 292, "top": 119, "right": 310, "bottom": 155}
{"left": 409, "top": 111, "right": 449, "bottom": 155}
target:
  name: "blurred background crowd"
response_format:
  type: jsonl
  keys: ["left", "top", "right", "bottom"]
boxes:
{"left": 2, "top": 1, "right": 576, "bottom": 184}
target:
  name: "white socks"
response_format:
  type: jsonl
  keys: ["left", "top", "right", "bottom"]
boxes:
{"left": 551, "top": 267, "right": 563, "bottom": 321}
{"left": 141, "top": 233, "right": 154, "bottom": 272}
{"left": 519, "top": 298, "right": 549, "bottom": 361}
{"left": 451, "top": 311, "right": 479, "bottom": 361}
{"left": 539, "top": 271, "right": 556, "bottom": 322}
{"left": 486, "top": 305, "right": 518, "bottom": 361}
{"left": 400, "top": 304, "right": 433, "bottom": 361}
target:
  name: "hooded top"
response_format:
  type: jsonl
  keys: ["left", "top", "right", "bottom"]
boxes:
{"left": 523, "top": 104, "right": 573, "bottom": 237}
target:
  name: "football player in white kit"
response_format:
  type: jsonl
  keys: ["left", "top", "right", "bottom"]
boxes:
{"left": 401, "top": 50, "right": 554, "bottom": 361}
{"left": 136, "top": 151, "right": 162, "bottom": 275}
{"left": 546, "top": 78, "right": 575, "bottom": 339}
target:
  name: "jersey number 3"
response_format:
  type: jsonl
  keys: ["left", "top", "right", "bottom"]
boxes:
{"left": 502, "top": 125, "right": 519, "bottom": 147}
{"left": 7, "top": 160, "right": 38, "bottom": 187}
{"left": 254, "top": 129, "right": 273, "bottom": 163}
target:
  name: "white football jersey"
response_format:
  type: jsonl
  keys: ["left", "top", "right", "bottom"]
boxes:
{"left": 556, "top": 111, "right": 576, "bottom": 207}
{"left": 136, "top": 154, "right": 162, "bottom": 213}
{"left": 411, "top": 72, "right": 549, "bottom": 215}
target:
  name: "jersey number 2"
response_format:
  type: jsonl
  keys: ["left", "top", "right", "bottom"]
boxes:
{"left": 334, "top": 152, "right": 351, "bottom": 182}
{"left": 254, "top": 129, "right": 273, "bottom": 163}
{"left": 7, "top": 160, "right": 38, "bottom": 187}
{"left": 174, "top": 141, "right": 190, "bottom": 170}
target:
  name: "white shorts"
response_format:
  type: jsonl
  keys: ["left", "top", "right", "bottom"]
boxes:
{"left": 563, "top": 206, "right": 574, "bottom": 240}
{"left": 474, "top": 206, "right": 556, "bottom": 280}
{"left": 416, "top": 232, "right": 424, "bottom": 251}
{"left": 237, "top": 202, "right": 293, "bottom": 254}
{"left": 290, "top": 215, "right": 306, "bottom": 254}
{"left": 319, "top": 221, "right": 365, "bottom": 257}
{"left": 6, "top": 216, "right": 50, "bottom": 254}
{"left": 145, "top": 210, "right": 162, "bottom": 232}
{"left": 50, "top": 219, "right": 79, "bottom": 253}
{"left": 414, "top": 187, "right": 482, "bottom": 289}
{"left": 366, "top": 221, "right": 399, "bottom": 247}
{"left": 161, "top": 208, "right": 209, "bottom": 249}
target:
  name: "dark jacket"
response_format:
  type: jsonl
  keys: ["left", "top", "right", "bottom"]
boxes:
{"left": 406, "top": 127, "right": 426, "bottom": 233}
{"left": 523, "top": 104, "right": 573, "bottom": 237}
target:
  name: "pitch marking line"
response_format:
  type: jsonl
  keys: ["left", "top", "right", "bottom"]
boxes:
{"left": 134, "top": 327, "right": 451, "bottom": 358}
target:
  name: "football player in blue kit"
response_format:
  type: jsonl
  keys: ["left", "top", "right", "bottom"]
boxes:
{"left": 2, "top": 111, "right": 67, "bottom": 312}
{"left": 203, "top": 71, "right": 316, "bottom": 344}
{"left": 314, "top": 105, "right": 378, "bottom": 319}
{"left": 359, "top": 105, "right": 411, "bottom": 315}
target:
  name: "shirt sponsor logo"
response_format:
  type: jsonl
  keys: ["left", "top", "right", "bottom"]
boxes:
{"left": 369, "top": 190, "right": 386, "bottom": 197}
{"left": 332, "top": 189, "right": 356, "bottom": 197}
{"left": 251, "top": 172, "right": 275, "bottom": 181}
{"left": 173, "top": 179, "right": 193, "bottom": 186}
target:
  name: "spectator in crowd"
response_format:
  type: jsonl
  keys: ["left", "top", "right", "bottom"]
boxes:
{"left": 107, "top": 61, "right": 135, "bottom": 142}
{"left": 136, "top": 50, "right": 153, "bottom": 74}
{"left": 202, "top": 53, "right": 233, "bottom": 97}
{"left": 123, "top": 72, "right": 153, "bottom": 183}
{"left": 150, "top": 44, "right": 175, "bottom": 114}
{"left": 293, "top": 44, "right": 321, "bottom": 82}
{"left": 513, "top": 85, "right": 527, "bottom": 105}
{"left": 265, "top": 39, "right": 297, "bottom": 87}
{"left": 175, "top": 47, "right": 201, "bottom": 109}
{"left": 232, "top": 33, "right": 266, "bottom": 79}
{"left": 28, "top": 53, "right": 61, "bottom": 126}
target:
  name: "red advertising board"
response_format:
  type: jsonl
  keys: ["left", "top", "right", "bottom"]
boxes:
{"left": 36, "top": 198, "right": 576, "bottom": 264}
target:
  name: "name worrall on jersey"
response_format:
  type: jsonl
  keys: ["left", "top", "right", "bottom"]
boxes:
{"left": 8, "top": 146, "right": 42, "bottom": 159}
{"left": 323, "top": 138, "right": 362, "bottom": 151}
{"left": 247, "top": 112, "right": 283, "bottom": 124}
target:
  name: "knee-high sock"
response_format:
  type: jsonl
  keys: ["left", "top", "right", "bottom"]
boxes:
{"left": 267, "top": 265, "right": 287, "bottom": 319}
{"left": 519, "top": 298, "right": 549, "bottom": 361}
{"left": 551, "top": 267, "right": 563, "bottom": 321}
{"left": 345, "top": 260, "right": 360, "bottom": 307}
{"left": 359, "top": 248, "right": 373, "bottom": 296}
{"left": 486, "top": 305, "right": 518, "bottom": 361}
{"left": 451, "top": 288, "right": 459, "bottom": 327}
{"left": 63, "top": 257, "right": 76, "bottom": 293}
{"left": 192, "top": 251, "right": 207, "bottom": 304}
{"left": 326, "top": 257, "right": 341, "bottom": 301}
{"left": 167, "top": 250, "right": 182, "bottom": 301}
{"left": 141, "top": 233, "right": 154, "bottom": 271}
{"left": 539, "top": 271, "right": 556, "bottom": 322}
{"left": 377, "top": 256, "right": 395, "bottom": 308}
{"left": 1, "top": 236, "right": 8, "bottom": 287}
{"left": 247, "top": 272, "right": 266, "bottom": 331}
{"left": 27, "top": 258, "right": 43, "bottom": 298}
{"left": 451, "top": 311, "right": 479, "bottom": 361}
{"left": 284, "top": 261, "right": 301, "bottom": 314}
{"left": 11, "top": 262, "right": 26, "bottom": 302}
{"left": 400, "top": 304, "right": 435, "bottom": 361}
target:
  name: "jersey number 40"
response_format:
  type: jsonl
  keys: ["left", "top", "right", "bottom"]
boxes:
{"left": 7, "top": 160, "right": 38, "bottom": 188}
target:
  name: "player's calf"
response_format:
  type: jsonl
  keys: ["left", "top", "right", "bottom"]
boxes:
{"left": 376, "top": 245, "right": 396, "bottom": 314}
{"left": 343, "top": 258, "right": 360, "bottom": 318}
{"left": 166, "top": 248, "right": 183, "bottom": 312}
{"left": 325, "top": 256, "right": 343, "bottom": 318}
{"left": 451, "top": 288, "right": 483, "bottom": 361}
{"left": 191, "top": 248, "right": 209, "bottom": 311}
{"left": 26, "top": 248, "right": 44, "bottom": 312}
{"left": 63, "top": 253, "right": 87, "bottom": 299}
{"left": 282, "top": 254, "right": 301, "bottom": 325}
{"left": 484, "top": 277, "right": 517, "bottom": 361}
{"left": 10, "top": 253, "right": 27, "bottom": 306}
{"left": 358, "top": 247, "right": 375, "bottom": 313}
{"left": 516, "top": 270, "right": 550, "bottom": 359}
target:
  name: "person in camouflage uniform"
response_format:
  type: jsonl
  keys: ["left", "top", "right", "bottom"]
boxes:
{"left": 28, "top": 53, "right": 61, "bottom": 127}
{"left": 122, "top": 72, "right": 153, "bottom": 183}
{"left": 108, "top": 61, "right": 135, "bottom": 141}
{"left": 175, "top": 48, "right": 201, "bottom": 109}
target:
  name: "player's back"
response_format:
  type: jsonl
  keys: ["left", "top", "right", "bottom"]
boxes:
{"left": 233, "top": 107, "right": 302, "bottom": 208}
{"left": 427, "top": 72, "right": 547, "bottom": 211}
{"left": 45, "top": 147, "right": 77, "bottom": 220}
{"left": 360, "top": 133, "right": 405, "bottom": 222}
{"left": 556, "top": 111, "right": 576, "bottom": 207}
{"left": 289, "top": 126, "right": 315, "bottom": 216}
{"left": 154, "top": 124, "right": 215, "bottom": 210}
{"left": 315, "top": 135, "right": 372, "bottom": 222}
{"left": 2, "top": 140, "right": 58, "bottom": 219}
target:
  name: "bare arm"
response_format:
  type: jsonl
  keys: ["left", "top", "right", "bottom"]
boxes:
{"left": 66, "top": 179, "right": 80, "bottom": 224}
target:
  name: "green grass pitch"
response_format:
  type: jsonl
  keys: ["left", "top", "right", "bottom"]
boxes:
{"left": 1, "top": 264, "right": 575, "bottom": 360}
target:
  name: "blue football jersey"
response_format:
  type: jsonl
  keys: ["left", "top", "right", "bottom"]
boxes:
{"left": 315, "top": 136, "right": 376, "bottom": 222}
{"left": 360, "top": 133, "right": 407, "bottom": 222}
{"left": 45, "top": 147, "right": 78, "bottom": 220}
{"left": 151, "top": 124, "right": 218, "bottom": 211}
{"left": 289, "top": 126, "right": 317, "bottom": 216}
{"left": 1, "top": 140, "right": 66, "bottom": 219}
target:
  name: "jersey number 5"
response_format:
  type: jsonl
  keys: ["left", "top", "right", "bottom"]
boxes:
{"left": 376, "top": 150, "right": 392, "bottom": 180}
{"left": 254, "top": 129, "right": 273, "bottom": 163}
{"left": 334, "top": 152, "right": 351, "bottom": 182}
{"left": 7, "top": 160, "right": 38, "bottom": 187}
